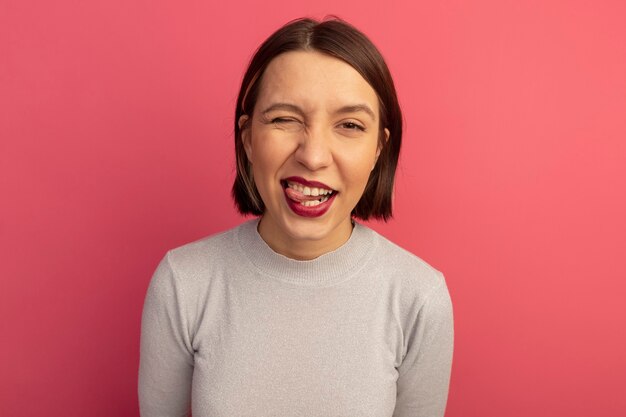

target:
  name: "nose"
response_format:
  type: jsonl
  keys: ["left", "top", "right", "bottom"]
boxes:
{"left": 294, "top": 127, "right": 333, "bottom": 171}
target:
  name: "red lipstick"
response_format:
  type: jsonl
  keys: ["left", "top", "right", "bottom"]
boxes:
{"left": 283, "top": 176, "right": 334, "bottom": 190}
{"left": 282, "top": 176, "right": 337, "bottom": 218}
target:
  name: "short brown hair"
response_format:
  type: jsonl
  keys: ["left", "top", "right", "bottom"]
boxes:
{"left": 232, "top": 17, "right": 402, "bottom": 221}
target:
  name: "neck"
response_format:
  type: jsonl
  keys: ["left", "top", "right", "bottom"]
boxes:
{"left": 257, "top": 215, "right": 354, "bottom": 260}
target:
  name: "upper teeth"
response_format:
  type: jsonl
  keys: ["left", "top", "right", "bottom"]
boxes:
{"left": 287, "top": 182, "right": 333, "bottom": 196}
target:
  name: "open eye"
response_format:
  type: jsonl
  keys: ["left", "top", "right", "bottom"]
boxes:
{"left": 340, "top": 121, "right": 366, "bottom": 131}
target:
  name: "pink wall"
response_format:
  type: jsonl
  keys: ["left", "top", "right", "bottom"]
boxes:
{"left": 2, "top": 1, "right": 625, "bottom": 416}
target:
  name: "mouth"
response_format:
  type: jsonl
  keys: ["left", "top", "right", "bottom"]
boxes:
{"left": 281, "top": 176, "right": 338, "bottom": 217}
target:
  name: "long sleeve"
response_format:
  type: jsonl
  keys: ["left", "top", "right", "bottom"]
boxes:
{"left": 393, "top": 277, "right": 454, "bottom": 417}
{"left": 138, "top": 253, "right": 194, "bottom": 417}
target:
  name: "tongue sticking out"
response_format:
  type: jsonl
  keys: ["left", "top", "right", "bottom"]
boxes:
{"left": 285, "top": 186, "right": 325, "bottom": 202}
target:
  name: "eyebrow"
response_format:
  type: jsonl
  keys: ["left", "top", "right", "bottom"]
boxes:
{"left": 335, "top": 104, "right": 376, "bottom": 121}
{"left": 261, "top": 103, "right": 305, "bottom": 117}
{"left": 261, "top": 102, "right": 377, "bottom": 121}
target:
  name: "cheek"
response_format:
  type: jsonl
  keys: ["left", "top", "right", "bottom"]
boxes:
{"left": 338, "top": 158, "right": 375, "bottom": 195}
{"left": 247, "top": 129, "right": 270, "bottom": 165}
{"left": 252, "top": 143, "right": 280, "bottom": 173}
{"left": 341, "top": 145, "right": 380, "bottom": 184}
{"left": 249, "top": 134, "right": 291, "bottom": 184}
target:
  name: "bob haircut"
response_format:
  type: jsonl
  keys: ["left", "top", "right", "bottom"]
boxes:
{"left": 232, "top": 17, "right": 402, "bottom": 221}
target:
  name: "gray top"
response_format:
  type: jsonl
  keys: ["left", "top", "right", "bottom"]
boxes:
{"left": 139, "top": 219, "right": 453, "bottom": 417}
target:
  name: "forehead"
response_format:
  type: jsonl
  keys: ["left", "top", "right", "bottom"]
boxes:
{"left": 256, "top": 51, "right": 379, "bottom": 116}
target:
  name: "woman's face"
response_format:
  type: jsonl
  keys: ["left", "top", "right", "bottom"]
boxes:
{"left": 240, "top": 50, "right": 388, "bottom": 259}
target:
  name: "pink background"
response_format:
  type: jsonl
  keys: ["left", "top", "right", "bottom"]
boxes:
{"left": 2, "top": 0, "right": 625, "bottom": 416}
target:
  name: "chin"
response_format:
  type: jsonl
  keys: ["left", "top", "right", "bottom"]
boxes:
{"left": 282, "top": 213, "right": 346, "bottom": 241}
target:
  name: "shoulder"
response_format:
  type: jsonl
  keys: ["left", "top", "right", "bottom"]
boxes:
{"left": 358, "top": 225, "right": 453, "bottom": 339}
{"left": 166, "top": 223, "right": 248, "bottom": 272}
{"left": 152, "top": 221, "right": 252, "bottom": 287}
{"left": 363, "top": 225, "right": 445, "bottom": 287}
{"left": 357, "top": 224, "right": 448, "bottom": 305}
{"left": 145, "top": 221, "right": 254, "bottom": 325}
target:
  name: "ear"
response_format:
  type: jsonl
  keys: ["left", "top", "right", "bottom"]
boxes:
{"left": 239, "top": 115, "right": 252, "bottom": 161}
{"left": 373, "top": 128, "right": 390, "bottom": 170}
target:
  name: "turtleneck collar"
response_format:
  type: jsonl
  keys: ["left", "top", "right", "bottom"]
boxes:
{"left": 236, "top": 218, "right": 377, "bottom": 287}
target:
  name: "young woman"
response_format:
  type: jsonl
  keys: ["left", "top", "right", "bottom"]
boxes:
{"left": 139, "top": 17, "right": 453, "bottom": 417}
